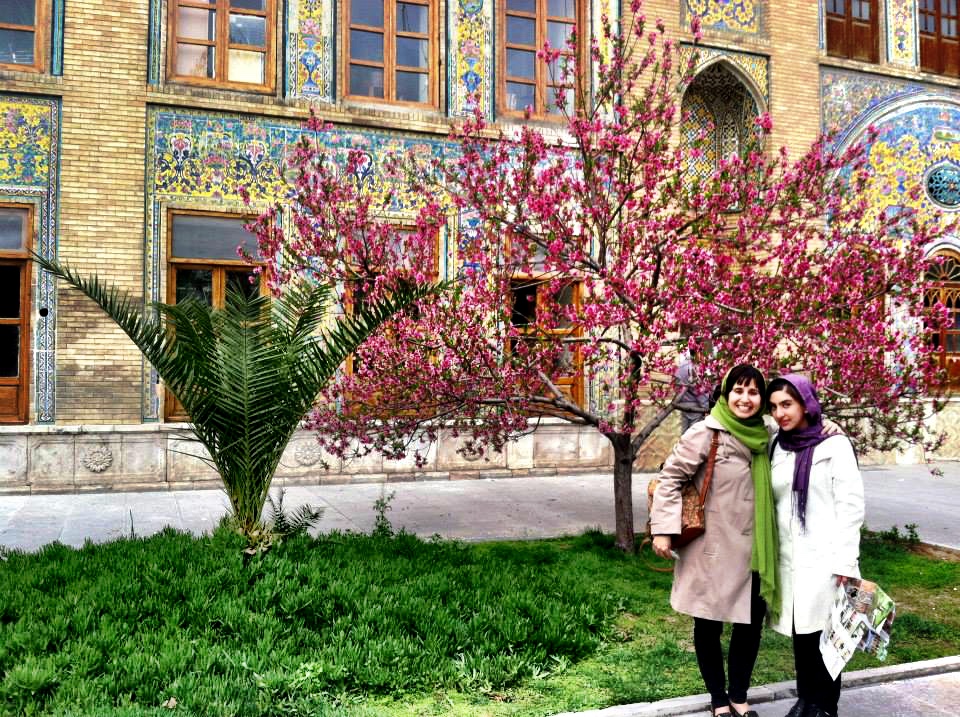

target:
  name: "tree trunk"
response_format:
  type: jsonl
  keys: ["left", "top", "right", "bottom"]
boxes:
{"left": 611, "top": 433, "right": 636, "bottom": 553}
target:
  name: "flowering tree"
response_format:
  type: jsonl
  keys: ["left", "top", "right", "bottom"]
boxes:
{"left": 253, "top": 4, "right": 948, "bottom": 551}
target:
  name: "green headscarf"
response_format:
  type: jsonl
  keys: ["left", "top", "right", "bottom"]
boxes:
{"left": 709, "top": 368, "right": 780, "bottom": 618}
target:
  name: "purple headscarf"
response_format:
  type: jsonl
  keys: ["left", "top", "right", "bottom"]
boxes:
{"left": 772, "top": 373, "right": 828, "bottom": 530}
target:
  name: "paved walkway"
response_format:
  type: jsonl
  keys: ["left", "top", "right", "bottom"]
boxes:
{"left": 1, "top": 462, "right": 957, "bottom": 716}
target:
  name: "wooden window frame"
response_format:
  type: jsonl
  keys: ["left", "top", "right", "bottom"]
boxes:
{"left": 165, "top": 209, "right": 264, "bottom": 421}
{"left": 824, "top": 0, "right": 880, "bottom": 63}
{"left": 919, "top": 0, "right": 960, "bottom": 76}
{"left": 343, "top": 0, "right": 439, "bottom": 109}
{"left": 0, "top": 204, "right": 33, "bottom": 425}
{"left": 508, "top": 275, "right": 584, "bottom": 408}
{"left": 166, "top": 0, "right": 277, "bottom": 93}
{"left": 497, "top": 0, "right": 586, "bottom": 121}
{"left": 0, "top": 0, "right": 48, "bottom": 73}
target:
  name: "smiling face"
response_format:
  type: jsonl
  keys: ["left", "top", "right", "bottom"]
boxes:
{"left": 726, "top": 379, "right": 762, "bottom": 419}
{"left": 769, "top": 389, "right": 809, "bottom": 432}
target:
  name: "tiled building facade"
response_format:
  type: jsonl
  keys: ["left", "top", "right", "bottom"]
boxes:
{"left": 0, "top": 1, "right": 957, "bottom": 492}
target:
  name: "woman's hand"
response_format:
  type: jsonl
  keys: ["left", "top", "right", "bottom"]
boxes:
{"left": 821, "top": 418, "right": 844, "bottom": 436}
{"left": 652, "top": 535, "right": 676, "bottom": 560}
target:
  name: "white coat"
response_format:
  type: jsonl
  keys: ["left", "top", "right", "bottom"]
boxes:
{"left": 769, "top": 435, "right": 865, "bottom": 636}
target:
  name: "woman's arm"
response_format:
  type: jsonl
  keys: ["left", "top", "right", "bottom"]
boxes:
{"left": 828, "top": 437, "right": 865, "bottom": 577}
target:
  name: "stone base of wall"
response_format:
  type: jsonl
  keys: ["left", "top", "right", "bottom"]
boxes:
{"left": 0, "top": 420, "right": 615, "bottom": 494}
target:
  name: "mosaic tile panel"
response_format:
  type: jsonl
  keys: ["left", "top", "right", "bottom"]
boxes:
{"left": 449, "top": 0, "right": 494, "bottom": 118}
{"left": 886, "top": 0, "right": 918, "bottom": 66}
{"left": 683, "top": 0, "right": 763, "bottom": 36}
{"left": 821, "top": 68, "right": 924, "bottom": 144}
{"left": 0, "top": 95, "right": 60, "bottom": 423}
{"left": 680, "top": 45, "right": 768, "bottom": 105}
{"left": 286, "top": 0, "right": 335, "bottom": 100}
{"left": 850, "top": 101, "right": 960, "bottom": 235}
{"left": 144, "top": 107, "right": 455, "bottom": 419}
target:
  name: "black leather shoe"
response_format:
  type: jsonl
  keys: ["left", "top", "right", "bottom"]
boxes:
{"left": 784, "top": 698, "right": 805, "bottom": 717}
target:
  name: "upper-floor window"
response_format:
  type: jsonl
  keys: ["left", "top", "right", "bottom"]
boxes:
{"left": 167, "top": 0, "right": 276, "bottom": 92}
{"left": 344, "top": 0, "right": 438, "bottom": 108}
{"left": 825, "top": 0, "right": 879, "bottom": 63}
{"left": 499, "top": 0, "right": 583, "bottom": 119}
{"left": 0, "top": 0, "right": 45, "bottom": 72}
{"left": 920, "top": 0, "right": 960, "bottom": 76}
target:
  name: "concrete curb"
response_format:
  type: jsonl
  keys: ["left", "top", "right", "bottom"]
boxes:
{"left": 550, "top": 655, "right": 960, "bottom": 717}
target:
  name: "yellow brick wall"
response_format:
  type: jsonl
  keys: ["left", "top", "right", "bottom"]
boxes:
{"left": 55, "top": 0, "right": 150, "bottom": 423}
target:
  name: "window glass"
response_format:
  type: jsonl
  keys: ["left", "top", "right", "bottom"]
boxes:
{"left": 397, "top": 3, "right": 428, "bottom": 32}
{"left": 0, "top": 265, "right": 20, "bottom": 319}
{"left": 178, "top": 8, "right": 217, "bottom": 40}
{"left": 548, "top": 0, "right": 575, "bottom": 16}
{"left": 0, "top": 0, "right": 35, "bottom": 24}
{"left": 507, "top": 0, "right": 536, "bottom": 11}
{"left": 507, "top": 48, "right": 535, "bottom": 78}
{"left": 350, "top": 64, "right": 385, "bottom": 96}
{"left": 396, "top": 70, "right": 428, "bottom": 102}
{"left": 352, "top": 0, "right": 384, "bottom": 27}
{"left": 229, "top": 13, "right": 265, "bottom": 45}
{"left": 231, "top": 0, "right": 265, "bottom": 9}
{"left": 0, "top": 28, "right": 33, "bottom": 65}
{"left": 171, "top": 215, "right": 261, "bottom": 260}
{"left": 507, "top": 16, "right": 536, "bottom": 45}
{"left": 0, "top": 210, "right": 26, "bottom": 251}
{"left": 396, "top": 36, "right": 427, "bottom": 67}
{"left": 352, "top": 29, "right": 384, "bottom": 62}
{"left": 175, "top": 268, "right": 214, "bottom": 305}
{"left": 228, "top": 49, "right": 264, "bottom": 82}
{"left": 176, "top": 44, "right": 215, "bottom": 77}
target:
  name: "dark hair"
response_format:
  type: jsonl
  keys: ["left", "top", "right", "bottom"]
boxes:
{"left": 766, "top": 377, "right": 804, "bottom": 410}
{"left": 722, "top": 364, "right": 766, "bottom": 400}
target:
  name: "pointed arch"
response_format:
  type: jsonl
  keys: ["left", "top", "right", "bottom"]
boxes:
{"left": 926, "top": 247, "right": 960, "bottom": 391}
{"left": 680, "top": 60, "right": 761, "bottom": 181}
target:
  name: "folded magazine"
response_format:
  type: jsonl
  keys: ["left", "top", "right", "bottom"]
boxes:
{"left": 819, "top": 578, "right": 896, "bottom": 679}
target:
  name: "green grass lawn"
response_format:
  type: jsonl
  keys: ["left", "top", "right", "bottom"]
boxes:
{"left": 1, "top": 527, "right": 957, "bottom": 717}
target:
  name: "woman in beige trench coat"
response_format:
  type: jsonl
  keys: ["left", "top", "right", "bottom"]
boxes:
{"left": 650, "top": 365, "right": 780, "bottom": 717}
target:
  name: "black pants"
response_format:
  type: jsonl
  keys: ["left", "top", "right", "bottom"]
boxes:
{"left": 793, "top": 630, "right": 841, "bottom": 716}
{"left": 693, "top": 572, "right": 766, "bottom": 710}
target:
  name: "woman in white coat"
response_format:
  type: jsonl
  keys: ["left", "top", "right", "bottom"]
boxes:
{"left": 766, "top": 374, "right": 864, "bottom": 717}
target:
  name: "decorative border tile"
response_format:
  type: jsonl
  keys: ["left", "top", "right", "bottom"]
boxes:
{"left": 886, "top": 0, "right": 918, "bottom": 67}
{"left": 0, "top": 95, "right": 60, "bottom": 423}
{"left": 51, "top": 0, "right": 65, "bottom": 76}
{"left": 448, "top": 0, "right": 494, "bottom": 119}
{"left": 286, "top": 0, "right": 335, "bottom": 100}
{"left": 147, "top": 0, "right": 162, "bottom": 86}
{"left": 820, "top": 67, "right": 924, "bottom": 143}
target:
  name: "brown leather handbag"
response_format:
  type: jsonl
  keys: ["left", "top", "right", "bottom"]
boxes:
{"left": 646, "top": 429, "right": 720, "bottom": 549}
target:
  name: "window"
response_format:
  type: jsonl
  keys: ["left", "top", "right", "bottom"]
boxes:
{"left": 0, "top": 206, "right": 32, "bottom": 424}
{"left": 499, "top": 0, "right": 583, "bottom": 119}
{"left": 920, "top": 0, "right": 960, "bottom": 76}
{"left": 0, "top": 0, "right": 45, "bottom": 72}
{"left": 508, "top": 277, "right": 583, "bottom": 407}
{"left": 344, "top": 0, "right": 438, "bottom": 107}
{"left": 825, "top": 0, "right": 879, "bottom": 63}
{"left": 926, "top": 251, "right": 960, "bottom": 391}
{"left": 166, "top": 212, "right": 262, "bottom": 420}
{"left": 167, "top": 0, "right": 275, "bottom": 91}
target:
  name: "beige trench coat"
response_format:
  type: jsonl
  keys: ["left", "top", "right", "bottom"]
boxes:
{"left": 649, "top": 416, "right": 758, "bottom": 624}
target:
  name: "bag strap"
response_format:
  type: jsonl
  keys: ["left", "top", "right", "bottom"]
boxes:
{"left": 698, "top": 430, "right": 720, "bottom": 507}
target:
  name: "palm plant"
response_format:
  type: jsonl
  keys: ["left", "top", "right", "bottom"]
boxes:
{"left": 34, "top": 254, "right": 439, "bottom": 544}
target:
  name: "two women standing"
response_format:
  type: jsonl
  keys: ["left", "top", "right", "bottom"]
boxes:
{"left": 649, "top": 367, "right": 864, "bottom": 717}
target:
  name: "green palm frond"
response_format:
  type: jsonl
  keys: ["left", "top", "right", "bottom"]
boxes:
{"left": 33, "top": 252, "right": 443, "bottom": 539}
